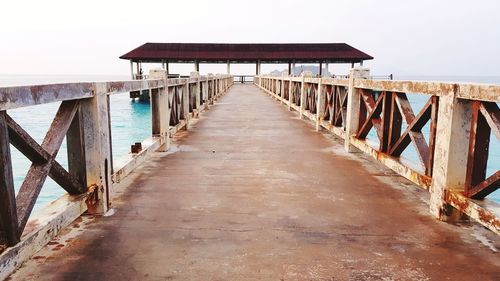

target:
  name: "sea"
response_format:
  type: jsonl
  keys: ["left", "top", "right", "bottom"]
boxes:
{"left": 0, "top": 74, "right": 498, "bottom": 213}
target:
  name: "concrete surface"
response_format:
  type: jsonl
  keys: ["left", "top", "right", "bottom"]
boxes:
{"left": 8, "top": 84, "right": 500, "bottom": 281}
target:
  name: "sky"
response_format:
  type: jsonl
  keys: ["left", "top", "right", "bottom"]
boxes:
{"left": 0, "top": 0, "right": 499, "bottom": 77}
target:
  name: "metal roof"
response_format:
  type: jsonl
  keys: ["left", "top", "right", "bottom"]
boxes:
{"left": 119, "top": 43, "right": 373, "bottom": 63}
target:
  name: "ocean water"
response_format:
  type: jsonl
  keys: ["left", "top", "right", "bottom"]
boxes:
{"left": 0, "top": 74, "right": 498, "bottom": 214}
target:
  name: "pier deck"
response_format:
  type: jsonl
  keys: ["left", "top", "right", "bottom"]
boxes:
{"left": 9, "top": 85, "right": 500, "bottom": 280}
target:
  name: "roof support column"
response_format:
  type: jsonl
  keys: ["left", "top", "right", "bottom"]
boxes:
{"left": 165, "top": 62, "right": 169, "bottom": 76}
{"left": 227, "top": 61, "right": 230, "bottom": 75}
{"left": 324, "top": 62, "right": 329, "bottom": 77}
{"left": 130, "top": 61, "right": 134, "bottom": 80}
{"left": 256, "top": 61, "right": 261, "bottom": 75}
{"left": 136, "top": 62, "right": 141, "bottom": 80}
{"left": 292, "top": 61, "right": 296, "bottom": 76}
{"left": 195, "top": 61, "right": 200, "bottom": 72}
{"left": 288, "top": 62, "right": 292, "bottom": 76}
{"left": 319, "top": 62, "right": 323, "bottom": 76}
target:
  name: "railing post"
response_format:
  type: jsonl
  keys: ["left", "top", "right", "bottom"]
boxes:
{"left": 204, "top": 78, "right": 208, "bottom": 106}
{"left": 288, "top": 77, "right": 292, "bottom": 111}
{"left": 429, "top": 88, "right": 471, "bottom": 221}
{"left": 344, "top": 67, "right": 370, "bottom": 152}
{"left": 150, "top": 69, "right": 170, "bottom": 151}
{"left": 209, "top": 77, "right": 214, "bottom": 104}
{"left": 0, "top": 111, "right": 20, "bottom": 246}
{"left": 299, "top": 75, "right": 306, "bottom": 118}
{"left": 79, "top": 82, "right": 113, "bottom": 214}
{"left": 280, "top": 77, "right": 284, "bottom": 105}
{"left": 191, "top": 72, "right": 201, "bottom": 113}
{"left": 316, "top": 78, "right": 324, "bottom": 131}
{"left": 66, "top": 106, "right": 88, "bottom": 194}
{"left": 183, "top": 79, "right": 190, "bottom": 130}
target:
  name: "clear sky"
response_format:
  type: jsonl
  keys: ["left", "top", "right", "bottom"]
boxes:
{"left": 1, "top": 0, "right": 499, "bottom": 76}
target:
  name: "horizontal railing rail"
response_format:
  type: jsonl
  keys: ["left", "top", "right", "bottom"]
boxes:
{"left": 233, "top": 75, "right": 254, "bottom": 84}
{"left": 255, "top": 71, "right": 500, "bottom": 235}
{"left": 0, "top": 73, "right": 233, "bottom": 256}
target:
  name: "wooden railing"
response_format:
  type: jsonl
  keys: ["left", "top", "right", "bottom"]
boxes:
{"left": 256, "top": 70, "right": 500, "bottom": 234}
{"left": 0, "top": 71, "right": 233, "bottom": 251}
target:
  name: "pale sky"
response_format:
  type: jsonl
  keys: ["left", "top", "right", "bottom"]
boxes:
{"left": 1, "top": 0, "right": 499, "bottom": 76}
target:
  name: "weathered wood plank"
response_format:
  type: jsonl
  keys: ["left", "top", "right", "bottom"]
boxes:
{"left": 427, "top": 96, "right": 439, "bottom": 176}
{"left": 16, "top": 100, "right": 80, "bottom": 233}
{"left": 41, "top": 100, "right": 80, "bottom": 154}
{"left": 66, "top": 107, "right": 87, "bottom": 194}
{"left": 0, "top": 83, "right": 93, "bottom": 111}
{"left": 106, "top": 79, "right": 164, "bottom": 95}
{"left": 467, "top": 170, "right": 500, "bottom": 199}
{"left": 5, "top": 113, "right": 83, "bottom": 195}
{"left": 388, "top": 93, "right": 403, "bottom": 153}
{"left": 380, "top": 92, "right": 392, "bottom": 152}
{"left": 356, "top": 90, "right": 384, "bottom": 141}
{"left": 6, "top": 115, "right": 50, "bottom": 164}
{"left": 16, "top": 162, "right": 52, "bottom": 234}
{"left": 390, "top": 95, "right": 432, "bottom": 168}
{"left": 465, "top": 101, "right": 491, "bottom": 198}
{"left": 479, "top": 101, "right": 500, "bottom": 140}
{"left": 49, "top": 162, "right": 85, "bottom": 195}
{"left": 0, "top": 111, "right": 20, "bottom": 246}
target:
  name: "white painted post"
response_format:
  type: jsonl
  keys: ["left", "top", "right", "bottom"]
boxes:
{"left": 344, "top": 67, "right": 370, "bottom": 152}
{"left": 227, "top": 61, "right": 230, "bottom": 74}
{"left": 149, "top": 69, "right": 170, "bottom": 151}
{"left": 80, "top": 83, "right": 113, "bottom": 214}
{"left": 429, "top": 91, "right": 471, "bottom": 221}
{"left": 299, "top": 75, "right": 306, "bottom": 119}
{"left": 316, "top": 78, "right": 324, "bottom": 131}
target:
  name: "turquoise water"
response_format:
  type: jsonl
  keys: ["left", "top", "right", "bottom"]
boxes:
{"left": 0, "top": 74, "right": 498, "bottom": 213}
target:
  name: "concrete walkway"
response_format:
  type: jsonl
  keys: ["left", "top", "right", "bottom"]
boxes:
{"left": 10, "top": 85, "right": 499, "bottom": 280}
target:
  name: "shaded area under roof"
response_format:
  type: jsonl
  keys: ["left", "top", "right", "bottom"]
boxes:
{"left": 119, "top": 43, "right": 373, "bottom": 63}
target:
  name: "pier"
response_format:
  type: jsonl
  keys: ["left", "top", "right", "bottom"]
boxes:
{"left": 0, "top": 44, "right": 499, "bottom": 279}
